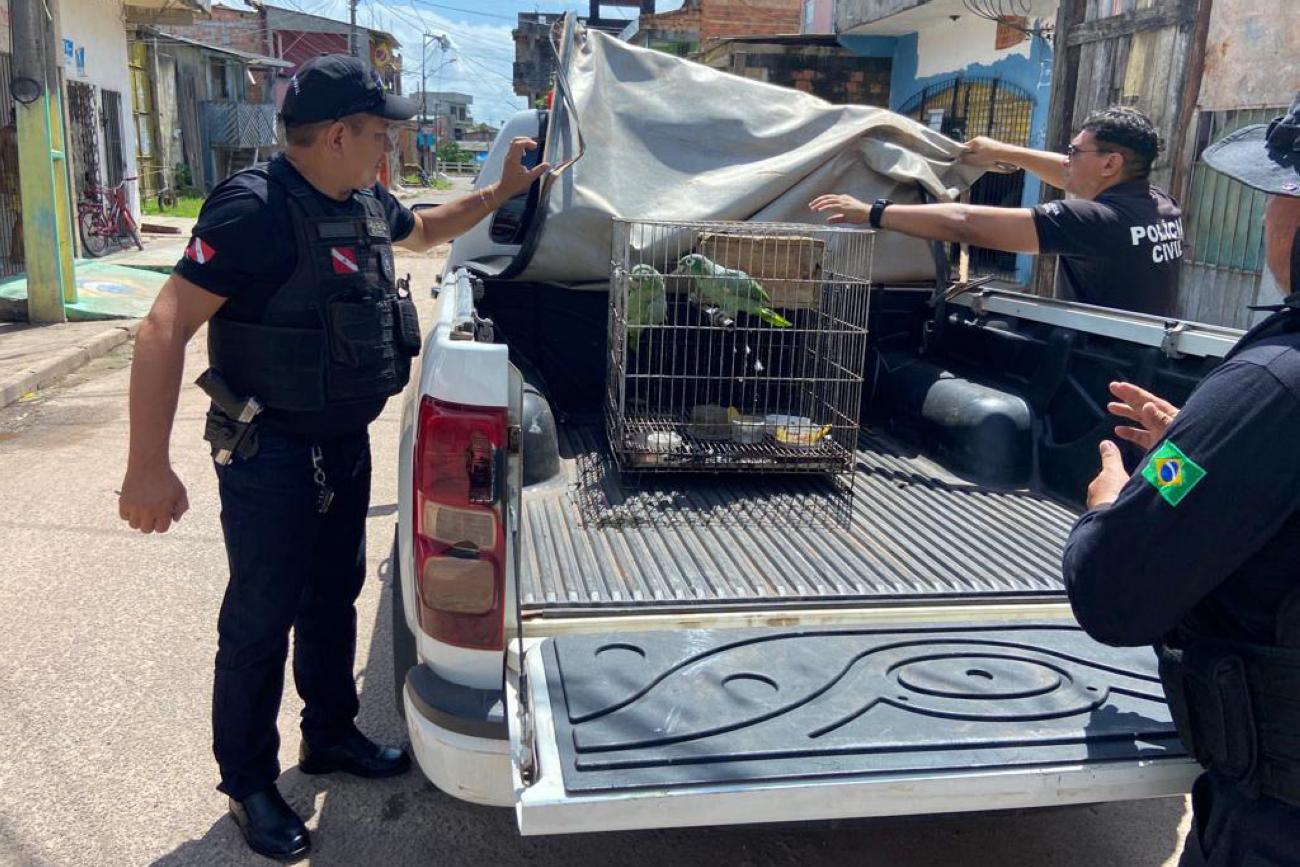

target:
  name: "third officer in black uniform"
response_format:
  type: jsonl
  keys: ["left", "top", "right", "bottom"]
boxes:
{"left": 117, "top": 54, "right": 548, "bottom": 860}
{"left": 1063, "top": 95, "right": 1300, "bottom": 865}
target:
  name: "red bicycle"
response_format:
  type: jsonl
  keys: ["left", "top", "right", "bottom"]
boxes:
{"left": 78, "top": 175, "right": 143, "bottom": 257}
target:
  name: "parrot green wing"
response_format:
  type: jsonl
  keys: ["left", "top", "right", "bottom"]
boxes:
{"left": 626, "top": 264, "right": 668, "bottom": 352}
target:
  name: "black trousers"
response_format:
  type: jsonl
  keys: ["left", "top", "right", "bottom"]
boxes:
{"left": 211, "top": 429, "right": 372, "bottom": 800}
{"left": 1179, "top": 771, "right": 1300, "bottom": 867}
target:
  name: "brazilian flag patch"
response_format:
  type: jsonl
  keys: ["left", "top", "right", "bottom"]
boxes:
{"left": 1141, "top": 440, "right": 1206, "bottom": 507}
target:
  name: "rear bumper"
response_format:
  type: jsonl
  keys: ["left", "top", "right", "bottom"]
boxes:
{"left": 404, "top": 666, "right": 513, "bottom": 808}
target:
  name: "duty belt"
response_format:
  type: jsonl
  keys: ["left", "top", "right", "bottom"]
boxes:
{"left": 1159, "top": 636, "right": 1300, "bottom": 807}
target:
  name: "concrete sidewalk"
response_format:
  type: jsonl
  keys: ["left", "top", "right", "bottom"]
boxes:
{"left": 0, "top": 229, "right": 177, "bottom": 407}
{"left": 0, "top": 180, "right": 473, "bottom": 411}
{"left": 0, "top": 319, "right": 139, "bottom": 408}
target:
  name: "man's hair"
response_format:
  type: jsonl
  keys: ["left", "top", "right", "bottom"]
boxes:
{"left": 280, "top": 115, "right": 366, "bottom": 148}
{"left": 1080, "top": 106, "right": 1161, "bottom": 180}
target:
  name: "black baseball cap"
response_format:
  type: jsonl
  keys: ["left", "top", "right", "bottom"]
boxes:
{"left": 280, "top": 54, "right": 418, "bottom": 126}
{"left": 1203, "top": 93, "right": 1300, "bottom": 198}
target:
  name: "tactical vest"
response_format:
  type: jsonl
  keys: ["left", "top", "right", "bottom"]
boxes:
{"left": 1158, "top": 297, "right": 1300, "bottom": 808}
{"left": 206, "top": 156, "right": 419, "bottom": 414}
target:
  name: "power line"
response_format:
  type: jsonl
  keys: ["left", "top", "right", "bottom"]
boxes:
{"left": 453, "top": 48, "right": 517, "bottom": 86}
{"left": 368, "top": 0, "right": 525, "bottom": 117}
{"left": 403, "top": 0, "right": 515, "bottom": 22}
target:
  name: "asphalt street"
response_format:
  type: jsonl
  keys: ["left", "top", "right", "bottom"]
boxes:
{"left": 0, "top": 184, "right": 1195, "bottom": 866}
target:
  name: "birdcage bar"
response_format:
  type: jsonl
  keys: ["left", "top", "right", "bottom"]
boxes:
{"left": 606, "top": 219, "right": 874, "bottom": 476}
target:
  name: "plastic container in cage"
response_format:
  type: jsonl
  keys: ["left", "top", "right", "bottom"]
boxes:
{"left": 605, "top": 219, "right": 874, "bottom": 477}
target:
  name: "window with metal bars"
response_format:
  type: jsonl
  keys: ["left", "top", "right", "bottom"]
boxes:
{"left": 101, "top": 89, "right": 126, "bottom": 187}
{"left": 899, "top": 76, "right": 1035, "bottom": 281}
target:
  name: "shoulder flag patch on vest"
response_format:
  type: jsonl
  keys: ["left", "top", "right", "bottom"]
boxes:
{"left": 330, "top": 246, "right": 359, "bottom": 275}
{"left": 185, "top": 237, "right": 215, "bottom": 264}
{"left": 1141, "top": 440, "right": 1206, "bottom": 506}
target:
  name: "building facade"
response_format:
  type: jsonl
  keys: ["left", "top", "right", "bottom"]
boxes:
{"left": 836, "top": 0, "right": 1058, "bottom": 284}
{"left": 132, "top": 27, "right": 289, "bottom": 194}
{"left": 699, "top": 34, "right": 890, "bottom": 106}
{"left": 514, "top": 4, "right": 635, "bottom": 108}
{"left": 1, "top": 0, "right": 209, "bottom": 277}
{"left": 625, "top": 0, "right": 804, "bottom": 57}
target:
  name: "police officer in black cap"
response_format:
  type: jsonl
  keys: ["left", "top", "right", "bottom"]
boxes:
{"left": 1063, "top": 95, "right": 1300, "bottom": 866}
{"left": 117, "top": 54, "right": 547, "bottom": 860}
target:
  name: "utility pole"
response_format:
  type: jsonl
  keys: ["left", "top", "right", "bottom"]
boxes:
{"left": 421, "top": 32, "right": 429, "bottom": 175}
{"left": 348, "top": 0, "right": 359, "bottom": 56}
{"left": 420, "top": 33, "right": 448, "bottom": 176}
{"left": 10, "top": 0, "right": 76, "bottom": 322}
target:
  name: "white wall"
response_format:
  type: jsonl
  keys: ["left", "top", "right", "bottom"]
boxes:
{"left": 1, "top": 0, "right": 11, "bottom": 53}
{"left": 914, "top": 6, "right": 1055, "bottom": 79}
{"left": 57, "top": 0, "right": 139, "bottom": 217}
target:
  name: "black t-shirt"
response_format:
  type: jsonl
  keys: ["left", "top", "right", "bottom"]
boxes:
{"left": 175, "top": 155, "right": 415, "bottom": 438}
{"left": 1063, "top": 303, "right": 1300, "bottom": 648}
{"left": 1032, "top": 181, "right": 1183, "bottom": 317}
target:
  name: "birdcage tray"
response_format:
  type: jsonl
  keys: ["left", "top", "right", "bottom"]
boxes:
{"left": 617, "top": 414, "right": 855, "bottom": 474}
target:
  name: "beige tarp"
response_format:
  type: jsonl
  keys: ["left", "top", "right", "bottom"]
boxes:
{"left": 518, "top": 25, "right": 984, "bottom": 286}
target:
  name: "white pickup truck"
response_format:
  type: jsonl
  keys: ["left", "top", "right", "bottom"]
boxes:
{"left": 389, "top": 19, "right": 1227, "bottom": 836}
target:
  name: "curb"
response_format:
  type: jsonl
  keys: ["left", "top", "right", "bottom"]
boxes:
{"left": 0, "top": 321, "right": 140, "bottom": 409}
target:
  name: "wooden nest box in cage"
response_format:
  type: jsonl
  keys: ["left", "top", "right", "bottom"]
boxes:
{"left": 697, "top": 232, "right": 824, "bottom": 310}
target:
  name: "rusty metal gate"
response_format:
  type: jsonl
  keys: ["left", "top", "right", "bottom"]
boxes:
{"left": 900, "top": 77, "right": 1034, "bottom": 280}
{"left": 67, "top": 80, "right": 101, "bottom": 204}
{"left": 0, "top": 52, "right": 22, "bottom": 277}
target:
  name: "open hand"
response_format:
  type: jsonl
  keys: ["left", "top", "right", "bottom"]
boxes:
{"left": 809, "top": 194, "right": 869, "bottom": 225}
{"left": 496, "top": 137, "right": 551, "bottom": 201}
{"left": 119, "top": 464, "right": 189, "bottom": 534}
{"left": 1086, "top": 440, "right": 1129, "bottom": 510}
{"left": 1107, "top": 381, "right": 1179, "bottom": 451}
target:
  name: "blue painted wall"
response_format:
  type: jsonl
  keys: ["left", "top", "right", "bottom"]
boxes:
{"left": 839, "top": 28, "right": 1055, "bottom": 285}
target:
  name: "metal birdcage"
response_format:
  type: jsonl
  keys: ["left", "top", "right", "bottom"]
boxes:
{"left": 606, "top": 219, "right": 874, "bottom": 477}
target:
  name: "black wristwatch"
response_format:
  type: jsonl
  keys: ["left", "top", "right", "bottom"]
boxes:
{"left": 868, "top": 198, "right": 893, "bottom": 229}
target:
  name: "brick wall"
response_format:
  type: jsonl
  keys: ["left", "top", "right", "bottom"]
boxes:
{"left": 700, "top": 0, "right": 801, "bottom": 48}
{"left": 275, "top": 30, "right": 348, "bottom": 74}
{"left": 159, "top": 5, "right": 267, "bottom": 57}
{"left": 636, "top": 0, "right": 802, "bottom": 56}
{"left": 701, "top": 39, "right": 891, "bottom": 106}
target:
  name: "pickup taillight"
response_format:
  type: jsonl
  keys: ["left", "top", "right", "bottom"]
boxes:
{"left": 413, "top": 395, "right": 508, "bottom": 650}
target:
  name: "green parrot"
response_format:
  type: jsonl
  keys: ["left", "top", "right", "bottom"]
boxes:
{"left": 625, "top": 263, "right": 668, "bottom": 353}
{"left": 676, "top": 253, "right": 792, "bottom": 328}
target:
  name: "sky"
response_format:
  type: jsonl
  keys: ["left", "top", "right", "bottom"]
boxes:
{"left": 251, "top": 0, "right": 685, "bottom": 128}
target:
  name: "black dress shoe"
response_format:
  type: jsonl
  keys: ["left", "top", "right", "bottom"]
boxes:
{"left": 228, "top": 787, "right": 311, "bottom": 862}
{"left": 298, "top": 728, "right": 412, "bottom": 778}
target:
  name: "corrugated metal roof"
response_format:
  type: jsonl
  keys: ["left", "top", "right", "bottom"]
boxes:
{"left": 139, "top": 27, "right": 294, "bottom": 67}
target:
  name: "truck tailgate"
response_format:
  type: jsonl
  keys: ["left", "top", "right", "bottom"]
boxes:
{"left": 520, "top": 421, "right": 1075, "bottom": 612}
{"left": 509, "top": 622, "right": 1198, "bottom": 834}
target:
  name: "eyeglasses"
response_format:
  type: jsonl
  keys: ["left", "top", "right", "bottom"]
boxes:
{"left": 1065, "top": 144, "right": 1114, "bottom": 158}
{"left": 347, "top": 124, "right": 398, "bottom": 149}
{"left": 370, "top": 126, "right": 399, "bottom": 148}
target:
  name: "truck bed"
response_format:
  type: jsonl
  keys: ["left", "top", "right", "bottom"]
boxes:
{"left": 519, "top": 419, "right": 1078, "bottom": 614}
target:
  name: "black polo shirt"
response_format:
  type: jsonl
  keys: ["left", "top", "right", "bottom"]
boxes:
{"left": 1062, "top": 302, "right": 1300, "bottom": 648}
{"left": 1033, "top": 180, "right": 1183, "bottom": 317}
{"left": 175, "top": 155, "right": 416, "bottom": 438}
